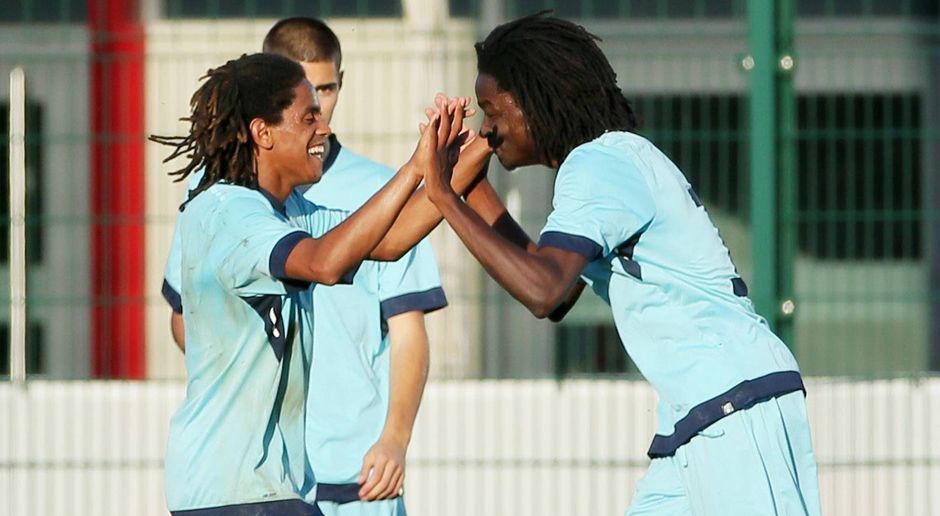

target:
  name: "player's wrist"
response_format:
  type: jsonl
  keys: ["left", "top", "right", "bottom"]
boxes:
{"left": 398, "top": 163, "right": 424, "bottom": 186}
{"left": 379, "top": 425, "right": 412, "bottom": 450}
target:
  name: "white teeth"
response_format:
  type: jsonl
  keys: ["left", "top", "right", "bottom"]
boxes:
{"left": 308, "top": 145, "right": 325, "bottom": 157}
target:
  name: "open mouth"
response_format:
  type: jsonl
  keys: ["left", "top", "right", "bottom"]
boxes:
{"left": 308, "top": 144, "right": 326, "bottom": 160}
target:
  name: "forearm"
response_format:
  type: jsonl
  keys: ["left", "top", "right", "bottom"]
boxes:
{"left": 371, "top": 148, "right": 491, "bottom": 260}
{"left": 382, "top": 313, "right": 431, "bottom": 447}
{"left": 306, "top": 167, "right": 422, "bottom": 281}
{"left": 433, "top": 192, "right": 567, "bottom": 317}
{"left": 465, "top": 178, "right": 536, "bottom": 251}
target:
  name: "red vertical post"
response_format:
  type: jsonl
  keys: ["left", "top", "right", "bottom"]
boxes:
{"left": 89, "top": 0, "right": 145, "bottom": 378}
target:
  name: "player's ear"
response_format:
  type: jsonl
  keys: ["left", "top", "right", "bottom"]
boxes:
{"left": 250, "top": 117, "right": 274, "bottom": 150}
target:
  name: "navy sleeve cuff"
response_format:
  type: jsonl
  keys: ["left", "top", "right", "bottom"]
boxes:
{"left": 269, "top": 231, "right": 310, "bottom": 281}
{"left": 380, "top": 287, "right": 448, "bottom": 320}
{"left": 162, "top": 279, "right": 183, "bottom": 314}
{"left": 538, "top": 231, "right": 603, "bottom": 260}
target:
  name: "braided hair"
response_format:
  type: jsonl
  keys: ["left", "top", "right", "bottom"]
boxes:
{"left": 150, "top": 53, "right": 306, "bottom": 203}
{"left": 475, "top": 12, "right": 638, "bottom": 166}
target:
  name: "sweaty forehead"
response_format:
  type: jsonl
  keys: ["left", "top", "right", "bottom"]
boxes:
{"left": 475, "top": 73, "right": 519, "bottom": 111}
{"left": 475, "top": 73, "right": 500, "bottom": 97}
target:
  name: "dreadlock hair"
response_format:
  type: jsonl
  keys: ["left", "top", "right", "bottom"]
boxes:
{"left": 150, "top": 53, "right": 306, "bottom": 203}
{"left": 262, "top": 17, "right": 342, "bottom": 68}
{"left": 475, "top": 12, "right": 638, "bottom": 166}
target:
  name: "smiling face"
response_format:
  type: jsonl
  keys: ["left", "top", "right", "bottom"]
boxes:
{"left": 268, "top": 79, "right": 331, "bottom": 185}
{"left": 474, "top": 73, "right": 539, "bottom": 170}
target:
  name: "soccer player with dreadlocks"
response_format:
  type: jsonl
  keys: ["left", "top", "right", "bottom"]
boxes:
{"left": 424, "top": 13, "right": 822, "bottom": 516}
{"left": 159, "top": 19, "right": 493, "bottom": 515}
{"left": 151, "top": 52, "right": 468, "bottom": 515}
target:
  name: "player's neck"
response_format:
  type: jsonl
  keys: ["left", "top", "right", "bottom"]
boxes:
{"left": 255, "top": 167, "right": 292, "bottom": 203}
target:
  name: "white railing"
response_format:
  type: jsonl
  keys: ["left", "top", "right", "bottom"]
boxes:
{"left": 1, "top": 378, "right": 938, "bottom": 515}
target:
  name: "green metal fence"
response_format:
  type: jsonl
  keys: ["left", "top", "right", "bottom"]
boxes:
{"left": 0, "top": 0, "right": 937, "bottom": 377}
{"left": 551, "top": 0, "right": 940, "bottom": 378}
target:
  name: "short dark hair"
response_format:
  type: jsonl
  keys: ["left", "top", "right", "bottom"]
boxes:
{"left": 150, "top": 53, "right": 306, "bottom": 202}
{"left": 475, "top": 12, "right": 638, "bottom": 166}
{"left": 262, "top": 17, "right": 342, "bottom": 69}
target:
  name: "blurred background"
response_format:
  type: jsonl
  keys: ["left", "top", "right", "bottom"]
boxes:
{"left": 1, "top": 0, "right": 938, "bottom": 514}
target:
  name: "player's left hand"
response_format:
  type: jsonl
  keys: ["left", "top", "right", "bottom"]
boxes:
{"left": 358, "top": 435, "right": 407, "bottom": 501}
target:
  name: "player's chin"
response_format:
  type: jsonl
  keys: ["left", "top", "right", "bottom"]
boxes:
{"left": 496, "top": 153, "right": 522, "bottom": 171}
{"left": 304, "top": 162, "right": 323, "bottom": 184}
{"left": 493, "top": 149, "right": 517, "bottom": 170}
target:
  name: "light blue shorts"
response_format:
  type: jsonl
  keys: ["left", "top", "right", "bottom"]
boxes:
{"left": 626, "top": 391, "right": 821, "bottom": 516}
{"left": 316, "top": 498, "right": 406, "bottom": 516}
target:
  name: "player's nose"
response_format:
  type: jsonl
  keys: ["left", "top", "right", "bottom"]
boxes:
{"left": 316, "top": 117, "right": 332, "bottom": 138}
{"left": 479, "top": 119, "right": 494, "bottom": 138}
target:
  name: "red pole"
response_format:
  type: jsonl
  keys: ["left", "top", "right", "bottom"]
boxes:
{"left": 89, "top": 0, "right": 145, "bottom": 378}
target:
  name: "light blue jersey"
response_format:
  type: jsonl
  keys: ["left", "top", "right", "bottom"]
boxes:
{"left": 539, "top": 132, "right": 819, "bottom": 515}
{"left": 162, "top": 170, "right": 203, "bottom": 314}
{"left": 300, "top": 137, "right": 445, "bottom": 494}
{"left": 166, "top": 183, "right": 325, "bottom": 512}
{"left": 539, "top": 131, "right": 802, "bottom": 448}
{"left": 161, "top": 139, "right": 445, "bottom": 513}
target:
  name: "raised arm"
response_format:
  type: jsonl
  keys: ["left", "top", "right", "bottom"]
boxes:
{"left": 369, "top": 135, "right": 492, "bottom": 260}
{"left": 285, "top": 101, "right": 457, "bottom": 284}
{"left": 426, "top": 169, "right": 588, "bottom": 319}
{"left": 463, "top": 177, "right": 587, "bottom": 321}
{"left": 367, "top": 97, "right": 491, "bottom": 261}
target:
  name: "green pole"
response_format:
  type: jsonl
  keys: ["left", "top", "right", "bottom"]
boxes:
{"left": 775, "top": 0, "right": 797, "bottom": 345}
{"left": 747, "top": 0, "right": 779, "bottom": 326}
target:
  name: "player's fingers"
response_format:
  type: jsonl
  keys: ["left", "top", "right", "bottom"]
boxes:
{"left": 436, "top": 94, "right": 448, "bottom": 114}
{"left": 447, "top": 99, "right": 465, "bottom": 148}
{"left": 419, "top": 112, "right": 441, "bottom": 148}
{"left": 358, "top": 453, "right": 376, "bottom": 485}
{"left": 362, "top": 458, "right": 396, "bottom": 500}
{"left": 379, "top": 464, "right": 401, "bottom": 498}
{"left": 436, "top": 105, "right": 451, "bottom": 151}
{"left": 386, "top": 467, "right": 404, "bottom": 499}
{"left": 376, "top": 461, "right": 400, "bottom": 500}
{"left": 359, "top": 456, "right": 388, "bottom": 499}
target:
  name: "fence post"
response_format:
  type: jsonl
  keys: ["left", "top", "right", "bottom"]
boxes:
{"left": 928, "top": 41, "right": 940, "bottom": 371}
{"left": 775, "top": 0, "right": 797, "bottom": 346}
{"left": 8, "top": 67, "right": 27, "bottom": 385}
{"left": 747, "top": 0, "right": 778, "bottom": 326}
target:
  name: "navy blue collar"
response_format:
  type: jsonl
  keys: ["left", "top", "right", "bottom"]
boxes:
{"left": 323, "top": 133, "right": 342, "bottom": 173}
{"left": 257, "top": 187, "right": 287, "bottom": 216}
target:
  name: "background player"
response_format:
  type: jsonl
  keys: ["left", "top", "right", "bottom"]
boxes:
{"left": 152, "top": 53, "right": 467, "bottom": 515}
{"left": 261, "top": 18, "right": 491, "bottom": 514}
{"left": 425, "top": 14, "right": 822, "bottom": 516}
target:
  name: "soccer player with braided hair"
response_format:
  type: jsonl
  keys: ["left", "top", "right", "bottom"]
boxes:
{"left": 151, "top": 52, "right": 470, "bottom": 515}
{"left": 425, "top": 13, "right": 821, "bottom": 516}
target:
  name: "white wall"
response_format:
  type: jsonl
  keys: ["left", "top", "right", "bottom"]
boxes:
{"left": 1, "top": 378, "right": 937, "bottom": 516}
{"left": 0, "top": 26, "right": 91, "bottom": 379}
